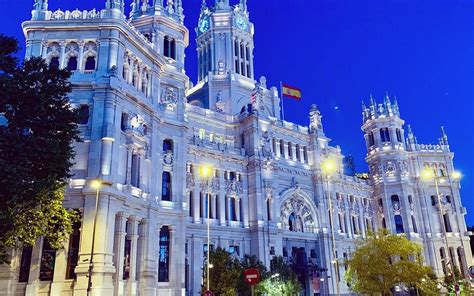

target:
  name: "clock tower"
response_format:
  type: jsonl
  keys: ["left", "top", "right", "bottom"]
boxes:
{"left": 187, "top": 0, "right": 256, "bottom": 115}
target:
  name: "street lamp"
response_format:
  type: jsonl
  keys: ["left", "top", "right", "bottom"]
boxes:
{"left": 421, "top": 168, "right": 462, "bottom": 288}
{"left": 87, "top": 179, "right": 102, "bottom": 296}
{"left": 199, "top": 164, "right": 213, "bottom": 293}
{"left": 321, "top": 158, "right": 340, "bottom": 296}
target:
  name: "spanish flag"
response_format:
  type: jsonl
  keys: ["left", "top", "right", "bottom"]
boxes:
{"left": 282, "top": 83, "right": 302, "bottom": 101}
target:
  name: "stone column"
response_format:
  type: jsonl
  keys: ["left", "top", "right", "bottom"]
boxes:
{"left": 241, "top": 173, "right": 250, "bottom": 228}
{"left": 50, "top": 244, "right": 68, "bottom": 295}
{"left": 126, "top": 146, "right": 133, "bottom": 185}
{"left": 59, "top": 40, "right": 66, "bottom": 69}
{"left": 41, "top": 41, "right": 48, "bottom": 59}
{"left": 127, "top": 217, "right": 139, "bottom": 296}
{"left": 114, "top": 212, "right": 126, "bottom": 296}
{"left": 193, "top": 175, "right": 201, "bottom": 223}
{"left": 141, "top": 219, "right": 157, "bottom": 296}
{"left": 74, "top": 191, "right": 115, "bottom": 296}
{"left": 25, "top": 237, "right": 43, "bottom": 295}
{"left": 78, "top": 40, "right": 85, "bottom": 72}
{"left": 219, "top": 173, "right": 226, "bottom": 226}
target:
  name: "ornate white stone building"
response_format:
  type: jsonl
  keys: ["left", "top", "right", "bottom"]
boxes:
{"left": 0, "top": 0, "right": 471, "bottom": 295}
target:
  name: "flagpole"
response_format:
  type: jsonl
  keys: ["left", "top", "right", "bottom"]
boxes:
{"left": 280, "top": 81, "right": 286, "bottom": 121}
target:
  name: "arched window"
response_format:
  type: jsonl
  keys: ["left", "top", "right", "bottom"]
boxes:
{"left": 158, "top": 226, "right": 170, "bottom": 282}
{"left": 380, "top": 128, "right": 390, "bottom": 142}
{"left": 289, "top": 213, "right": 297, "bottom": 232}
{"left": 67, "top": 56, "right": 78, "bottom": 71}
{"left": 84, "top": 56, "right": 96, "bottom": 71}
{"left": 49, "top": 56, "right": 60, "bottom": 68}
{"left": 163, "top": 36, "right": 176, "bottom": 59}
{"left": 163, "top": 139, "right": 173, "bottom": 153}
{"left": 162, "top": 172, "right": 172, "bottom": 201}
{"left": 394, "top": 215, "right": 404, "bottom": 233}
{"left": 396, "top": 128, "right": 402, "bottom": 142}
{"left": 368, "top": 132, "right": 375, "bottom": 147}
{"left": 230, "top": 197, "right": 237, "bottom": 221}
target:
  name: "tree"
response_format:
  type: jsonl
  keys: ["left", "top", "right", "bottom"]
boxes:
{"left": 256, "top": 256, "right": 302, "bottom": 296}
{"left": 0, "top": 34, "right": 79, "bottom": 264}
{"left": 345, "top": 229, "right": 439, "bottom": 296}
{"left": 237, "top": 254, "right": 269, "bottom": 295}
{"left": 204, "top": 247, "right": 242, "bottom": 296}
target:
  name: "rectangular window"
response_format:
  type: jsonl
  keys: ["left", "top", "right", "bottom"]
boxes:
{"left": 303, "top": 146, "right": 308, "bottom": 163}
{"left": 123, "top": 237, "right": 131, "bottom": 280}
{"left": 39, "top": 239, "right": 56, "bottom": 281}
{"left": 131, "top": 153, "right": 140, "bottom": 188}
{"left": 296, "top": 144, "right": 301, "bottom": 161}
{"left": 79, "top": 105, "right": 89, "bottom": 125}
{"left": 288, "top": 142, "right": 292, "bottom": 158}
{"left": 18, "top": 246, "right": 33, "bottom": 282}
{"left": 158, "top": 226, "right": 170, "bottom": 282}
{"left": 279, "top": 140, "right": 285, "bottom": 157}
{"left": 162, "top": 172, "right": 172, "bottom": 201}
{"left": 65, "top": 220, "right": 81, "bottom": 279}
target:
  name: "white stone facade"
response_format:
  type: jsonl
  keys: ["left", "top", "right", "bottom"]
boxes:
{"left": 0, "top": 1, "right": 471, "bottom": 295}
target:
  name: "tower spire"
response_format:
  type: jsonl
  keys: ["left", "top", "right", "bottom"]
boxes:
{"left": 440, "top": 126, "right": 449, "bottom": 146}
{"left": 240, "top": 0, "right": 247, "bottom": 11}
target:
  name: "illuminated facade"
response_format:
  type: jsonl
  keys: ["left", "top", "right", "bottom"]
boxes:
{"left": 0, "top": 0, "right": 471, "bottom": 295}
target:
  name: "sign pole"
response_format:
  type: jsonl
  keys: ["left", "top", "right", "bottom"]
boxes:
{"left": 280, "top": 81, "right": 286, "bottom": 121}
{"left": 251, "top": 285, "right": 255, "bottom": 296}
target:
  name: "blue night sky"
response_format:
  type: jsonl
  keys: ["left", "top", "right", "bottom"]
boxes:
{"left": 1, "top": 0, "right": 473, "bottom": 223}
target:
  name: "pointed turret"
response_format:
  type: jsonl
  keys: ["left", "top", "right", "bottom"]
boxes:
{"left": 439, "top": 126, "right": 449, "bottom": 146}
{"left": 240, "top": 0, "right": 248, "bottom": 11}
{"left": 32, "top": 0, "right": 48, "bottom": 20}
{"left": 105, "top": 0, "right": 125, "bottom": 18}
{"left": 406, "top": 124, "right": 417, "bottom": 151}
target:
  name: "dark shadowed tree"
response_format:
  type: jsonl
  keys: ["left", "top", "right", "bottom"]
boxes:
{"left": 0, "top": 34, "right": 79, "bottom": 264}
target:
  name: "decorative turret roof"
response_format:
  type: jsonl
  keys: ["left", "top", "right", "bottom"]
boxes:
{"left": 362, "top": 93, "right": 401, "bottom": 123}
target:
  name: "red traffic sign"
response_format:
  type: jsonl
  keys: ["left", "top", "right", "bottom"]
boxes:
{"left": 244, "top": 268, "right": 261, "bottom": 285}
{"left": 204, "top": 290, "right": 213, "bottom": 296}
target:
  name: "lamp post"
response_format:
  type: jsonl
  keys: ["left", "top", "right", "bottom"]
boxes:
{"left": 199, "top": 164, "right": 213, "bottom": 293}
{"left": 87, "top": 179, "right": 102, "bottom": 296}
{"left": 321, "top": 158, "right": 340, "bottom": 296}
{"left": 421, "top": 168, "right": 462, "bottom": 290}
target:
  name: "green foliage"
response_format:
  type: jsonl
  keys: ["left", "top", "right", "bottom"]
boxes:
{"left": 0, "top": 34, "right": 80, "bottom": 264}
{"left": 204, "top": 250, "right": 301, "bottom": 296}
{"left": 256, "top": 256, "right": 302, "bottom": 296}
{"left": 203, "top": 247, "right": 242, "bottom": 295}
{"left": 345, "top": 229, "right": 439, "bottom": 296}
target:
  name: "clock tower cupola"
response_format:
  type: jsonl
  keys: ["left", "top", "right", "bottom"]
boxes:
{"left": 196, "top": 0, "right": 254, "bottom": 82}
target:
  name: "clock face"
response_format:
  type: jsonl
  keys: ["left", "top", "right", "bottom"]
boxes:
{"left": 199, "top": 18, "right": 209, "bottom": 33}
{"left": 236, "top": 16, "right": 247, "bottom": 30}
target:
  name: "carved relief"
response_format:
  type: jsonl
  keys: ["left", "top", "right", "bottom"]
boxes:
{"left": 160, "top": 86, "right": 178, "bottom": 110}
{"left": 280, "top": 194, "right": 316, "bottom": 233}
